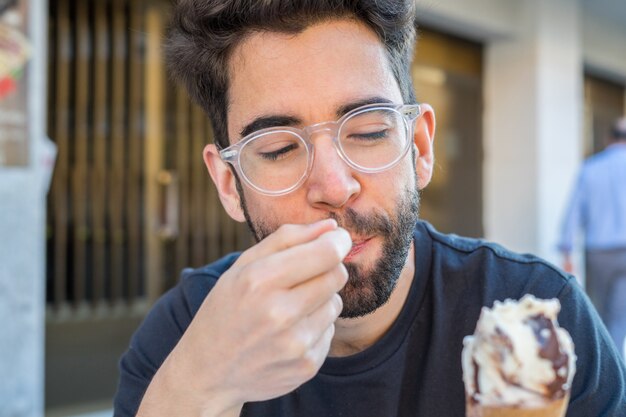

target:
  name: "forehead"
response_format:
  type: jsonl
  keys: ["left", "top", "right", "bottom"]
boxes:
{"left": 227, "top": 19, "right": 403, "bottom": 142}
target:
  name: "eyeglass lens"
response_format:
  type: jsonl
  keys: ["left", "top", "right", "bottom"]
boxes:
{"left": 238, "top": 108, "right": 408, "bottom": 193}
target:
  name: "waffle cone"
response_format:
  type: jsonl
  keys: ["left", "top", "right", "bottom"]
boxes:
{"left": 466, "top": 395, "right": 569, "bottom": 417}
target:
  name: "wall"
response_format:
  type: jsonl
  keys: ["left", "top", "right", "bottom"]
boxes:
{"left": 484, "top": 0, "right": 582, "bottom": 265}
{"left": 416, "top": 0, "right": 518, "bottom": 40}
{"left": 582, "top": 8, "right": 626, "bottom": 84}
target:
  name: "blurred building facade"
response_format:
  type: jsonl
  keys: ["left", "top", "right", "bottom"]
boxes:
{"left": 1, "top": 0, "right": 625, "bottom": 415}
{"left": 416, "top": 0, "right": 626, "bottom": 276}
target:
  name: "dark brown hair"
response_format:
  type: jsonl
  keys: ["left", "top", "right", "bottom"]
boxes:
{"left": 165, "top": 0, "right": 417, "bottom": 149}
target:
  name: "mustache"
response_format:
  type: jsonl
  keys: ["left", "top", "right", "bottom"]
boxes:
{"left": 329, "top": 207, "right": 393, "bottom": 237}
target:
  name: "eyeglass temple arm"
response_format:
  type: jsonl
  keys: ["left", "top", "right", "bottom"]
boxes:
{"left": 403, "top": 104, "right": 421, "bottom": 121}
{"left": 220, "top": 148, "right": 238, "bottom": 162}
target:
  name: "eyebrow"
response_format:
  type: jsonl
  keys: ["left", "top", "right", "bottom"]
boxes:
{"left": 238, "top": 95, "right": 396, "bottom": 139}
{"left": 240, "top": 115, "right": 301, "bottom": 138}
{"left": 335, "top": 96, "right": 394, "bottom": 118}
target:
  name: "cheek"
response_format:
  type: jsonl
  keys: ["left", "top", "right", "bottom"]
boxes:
{"left": 243, "top": 192, "right": 305, "bottom": 226}
{"left": 402, "top": 156, "right": 419, "bottom": 188}
{"left": 366, "top": 160, "right": 416, "bottom": 195}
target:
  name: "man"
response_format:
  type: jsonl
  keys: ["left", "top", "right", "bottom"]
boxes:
{"left": 559, "top": 116, "right": 626, "bottom": 356}
{"left": 114, "top": 1, "right": 626, "bottom": 416}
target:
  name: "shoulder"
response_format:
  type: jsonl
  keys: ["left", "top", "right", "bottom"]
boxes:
{"left": 125, "top": 252, "right": 241, "bottom": 365}
{"left": 140, "top": 252, "right": 241, "bottom": 323}
{"left": 177, "top": 252, "right": 242, "bottom": 314}
{"left": 415, "top": 221, "right": 571, "bottom": 298}
{"left": 412, "top": 223, "right": 626, "bottom": 414}
{"left": 114, "top": 252, "right": 242, "bottom": 415}
{"left": 130, "top": 251, "right": 240, "bottom": 347}
{"left": 580, "top": 147, "right": 622, "bottom": 173}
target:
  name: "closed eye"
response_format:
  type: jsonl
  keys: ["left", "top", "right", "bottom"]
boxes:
{"left": 259, "top": 143, "right": 299, "bottom": 161}
{"left": 348, "top": 130, "right": 389, "bottom": 141}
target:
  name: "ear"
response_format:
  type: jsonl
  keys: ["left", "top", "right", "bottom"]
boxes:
{"left": 413, "top": 103, "right": 436, "bottom": 190}
{"left": 203, "top": 144, "right": 246, "bottom": 222}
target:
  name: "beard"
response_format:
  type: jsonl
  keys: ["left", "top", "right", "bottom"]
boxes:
{"left": 237, "top": 179, "right": 420, "bottom": 319}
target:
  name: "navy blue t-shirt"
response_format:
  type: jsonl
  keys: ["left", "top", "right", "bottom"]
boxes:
{"left": 114, "top": 221, "right": 626, "bottom": 416}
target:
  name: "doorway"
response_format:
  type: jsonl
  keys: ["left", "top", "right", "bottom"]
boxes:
{"left": 412, "top": 29, "right": 484, "bottom": 238}
{"left": 584, "top": 74, "right": 626, "bottom": 156}
{"left": 45, "top": 0, "right": 251, "bottom": 411}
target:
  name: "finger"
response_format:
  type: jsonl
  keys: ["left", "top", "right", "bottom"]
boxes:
{"left": 287, "top": 293, "right": 342, "bottom": 356}
{"left": 270, "top": 320, "right": 336, "bottom": 390}
{"left": 287, "top": 264, "right": 347, "bottom": 318}
{"left": 236, "top": 219, "right": 338, "bottom": 267}
{"left": 250, "top": 228, "right": 351, "bottom": 289}
{"left": 301, "top": 322, "right": 336, "bottom": 379}
{"left": 310, "top": 320, "right": 336, "bottom": 362}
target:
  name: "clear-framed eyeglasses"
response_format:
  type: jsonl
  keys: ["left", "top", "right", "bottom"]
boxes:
{"left": 219, "top": 103, "right": 422, "bottom": 196}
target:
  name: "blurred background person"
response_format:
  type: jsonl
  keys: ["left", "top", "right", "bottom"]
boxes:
{"left": 559, "top": 116, "right": 626, "bottom": 357}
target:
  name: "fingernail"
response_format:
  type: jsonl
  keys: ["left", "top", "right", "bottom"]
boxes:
{"left": 336, "top": 228, "right": 352, "bottom": 255}
{"left": 312, "top": 218, "right": 336, "bottom": 229}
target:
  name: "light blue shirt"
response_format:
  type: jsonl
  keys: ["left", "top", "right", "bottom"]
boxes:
{"left": 559, "top": 142, "right": 626, "bottom": 252}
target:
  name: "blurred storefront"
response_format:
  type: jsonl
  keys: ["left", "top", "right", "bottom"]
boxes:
{"left": 44, "top": 0, "right": 252, "bottom": 413}
{"left": 33, "top": 0, "right": 626, "bottom": 414}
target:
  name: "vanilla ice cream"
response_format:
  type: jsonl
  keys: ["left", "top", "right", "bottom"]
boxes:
{"left": 462, "top": 295, "right": 576, "bottom": 412}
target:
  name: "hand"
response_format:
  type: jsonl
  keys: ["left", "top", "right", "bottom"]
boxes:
{"left": 562, "top": 253, "right": 573, "bottom": 274}
{"left": 139, "top": 219, "right": 351, "bottom": 416}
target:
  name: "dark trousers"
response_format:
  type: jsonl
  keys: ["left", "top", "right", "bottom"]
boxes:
{"left": 586, "top": 247, "right": 626, "bottom": 357}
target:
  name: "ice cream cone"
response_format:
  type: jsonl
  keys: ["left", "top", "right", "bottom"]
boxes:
{"left": 462, "top": 296, "right": 576, "bottom": 417}
{"left": 466, "top": 395, "right": 569, "bottom": 417}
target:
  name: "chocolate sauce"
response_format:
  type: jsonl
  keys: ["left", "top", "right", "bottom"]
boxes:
{"left": 526, "top": 314, "right": 569, "bottom": 398}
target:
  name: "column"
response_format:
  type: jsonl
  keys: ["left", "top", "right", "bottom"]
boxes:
{"left": 483, "top": 0, "right": 583, "bottom": 266}
{"left": 0, "top": 0, "right": 49, "bottom": 415}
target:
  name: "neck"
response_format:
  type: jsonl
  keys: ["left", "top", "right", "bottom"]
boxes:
{"left": 329, "top": 242, "right": 415, "bottom": 357}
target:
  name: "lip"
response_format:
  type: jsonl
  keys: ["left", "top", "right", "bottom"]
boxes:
{"left": 344, "top": 237, "right": 372, "bottom": 262}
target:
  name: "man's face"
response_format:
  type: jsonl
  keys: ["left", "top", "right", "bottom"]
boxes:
{"left": 210, "top": 19, "right": 433, "bottom": 317}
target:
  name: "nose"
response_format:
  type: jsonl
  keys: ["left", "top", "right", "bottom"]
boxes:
{"left": 305, "top": 132, "right": 361, "bottom": 209}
